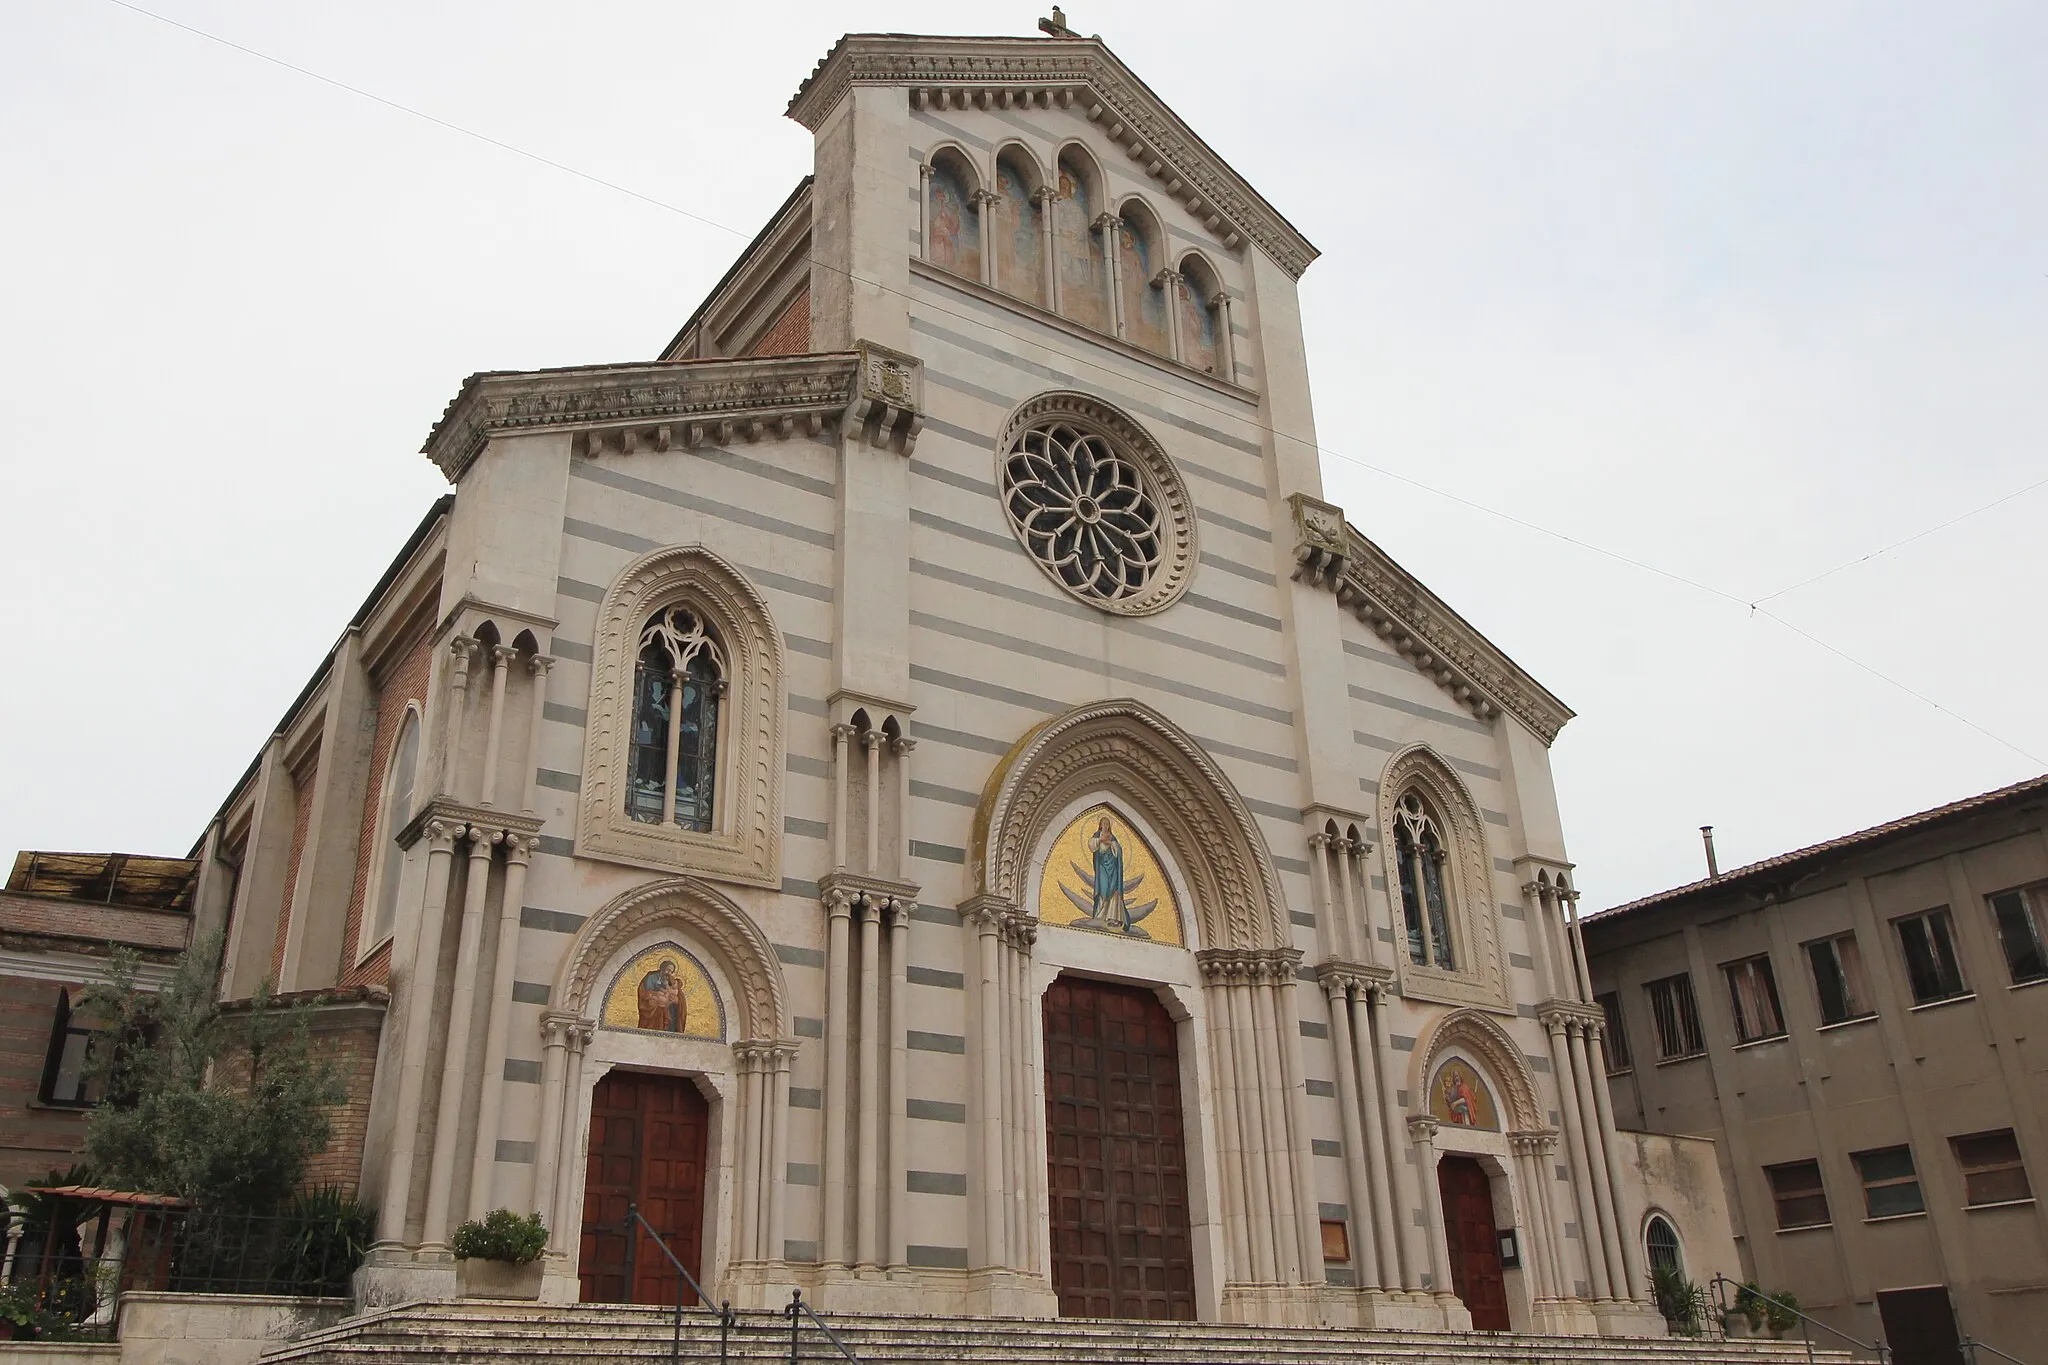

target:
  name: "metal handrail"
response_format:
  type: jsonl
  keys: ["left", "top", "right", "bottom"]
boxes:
{"left": 784, "top": 1288, "right": 858, "bottom": 1363}
{"left": 1712, "top": 1276, "right": 1890, "bottom": 1365}
{"left": 618, "top": 1204, "right": 734, "bottom": 1365}
{"left": 1963, "top": 1337, "right": 2035, "bottom": 1365}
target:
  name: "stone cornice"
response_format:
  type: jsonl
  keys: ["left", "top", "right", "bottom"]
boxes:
{"left": 1289, "top": 494, "right": 1575, "bottom": 745}
{"left": 818, "top": 870, "right": 923, "bottom": 911}
{"left": 787, "top": 35, "right": 1318, "bottom": 279}
{"left": 422, "top": 345, "right": 925, "bottom": 481}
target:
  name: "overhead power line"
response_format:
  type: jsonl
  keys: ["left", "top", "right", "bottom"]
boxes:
{"left": 95, "top": 0, "right": 2048, "bottom": 769}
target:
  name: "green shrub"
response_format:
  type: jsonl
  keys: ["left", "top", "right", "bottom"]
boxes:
{"left": 274, "top": 1186, "right": 376, "bottom": 1292}
{"left": 451, "top": 1209, "right": 548, "bottom": 1265}
{"left": 1734, "top": 1281, "right": 1802, "bottom": 1333}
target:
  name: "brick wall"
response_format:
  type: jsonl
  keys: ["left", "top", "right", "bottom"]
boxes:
{"left": 298, "top": 1010, "right": 384, "bottom": 1195}
{"left": 0, "top": 973, "right": 87, "bottom": 1188}
{"left": 748, "top": 286, "right": 810, "bottom": 357}
{"left": 339, "top": 631, "right": 434, "bottom": 990}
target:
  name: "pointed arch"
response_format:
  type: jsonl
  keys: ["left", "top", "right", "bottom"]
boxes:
{"left": 580, "top": 544, "right": 785, "bottom": 886}
{"left": 555, "top": 875, "right": 789, "bottom": 1042}
{"left": 1376, "top": 744, "right": 1509, "bottom": 1010}
{"left": 968, "top": 698, "right": 1286, "bottom": 950}
{"left": 1412, "top": 1008, "right": 1543, "bottom": 1132}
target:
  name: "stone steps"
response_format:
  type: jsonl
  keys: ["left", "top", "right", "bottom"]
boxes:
{"left": 265, "top": 1303, "right": 1854, "bottom": 1365}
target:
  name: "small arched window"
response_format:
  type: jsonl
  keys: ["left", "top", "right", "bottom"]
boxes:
{"left": 628, "top": 606, "right": 725, "bottom": 832}
{"left": 367, "top": 707, "right": 421, "bottom": 948}
{"left": 994, "top": 148, "right": 1046, "bottom": 305}
{"left": 1177, "top": 254, "right": 1224, "bottom": 375}
{"left": 1393, "top": 790, "right": 1457, "bottom": 970}
{"left": 1117, "top": 205, "right": 1170, "bottom": 355}
{"left": 1054, "top": 150, "right": 1110, "bottom": 332}
{"left": 926, "top": 149, "right": 982, "bottom": 282}
{"left": 1645, "top": 1214, "right": 1683, "bottom": 1278}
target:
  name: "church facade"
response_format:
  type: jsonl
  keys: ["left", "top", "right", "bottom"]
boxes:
{"left": 177, "top": 29, "right": 1684, "bottom": 1335}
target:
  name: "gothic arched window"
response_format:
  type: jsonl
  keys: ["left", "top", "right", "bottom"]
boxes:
{"left": 628, "top": 606, "right": 725, "bottom": 833}
{"left": 365, "top": 706, "right": 420, "bottom": 951}
{"left": 1393, "top": 791, "right": 1457, "bottom": 970}
{"left": 1645, "top": 1214, "right": 1683, "bottom": 1278}
{"left": 926, "top": 148, "right": 982, "bottom": 282}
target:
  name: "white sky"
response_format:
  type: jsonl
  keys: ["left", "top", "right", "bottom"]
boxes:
{"left": 2, "top": 1, "right": 2042, "bottom": 910}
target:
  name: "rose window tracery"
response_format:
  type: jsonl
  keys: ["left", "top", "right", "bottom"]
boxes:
{"left": 996, "top": 394, "right": 1195, "bottom": 615}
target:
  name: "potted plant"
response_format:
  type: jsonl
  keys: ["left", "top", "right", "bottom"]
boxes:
{"left": 451, "top": 1209, "right": 549, "bottom": 1300}
{"left": 0, "top": 1283, "right": 42, "bottom": 1341}
{"left": 1731, "top": 1281, "right": 1801, "bottom": 1339}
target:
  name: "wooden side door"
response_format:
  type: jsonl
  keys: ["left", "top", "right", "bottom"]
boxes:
{"left": 1437, "top": 1154, "right": 1510, "bottom": 1331}
{"left": 1044, "top": 975, "right": 1195, "bottom": 1320}
{"left": 1878, "top": 1287, "right": 1964, "bottom": 1365}
{"left": 577, "top": 1070, "right": 710, "bottom": 1305}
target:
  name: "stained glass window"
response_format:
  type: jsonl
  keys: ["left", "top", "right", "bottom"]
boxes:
{"left": 628, "top": 607, "right": 724, "bottom": 833}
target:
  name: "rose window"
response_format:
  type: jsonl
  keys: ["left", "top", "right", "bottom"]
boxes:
{"left": 996, "top": 397, "right": 1195, "bottom": 615}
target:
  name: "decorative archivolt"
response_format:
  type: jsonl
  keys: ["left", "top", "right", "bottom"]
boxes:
{"left": 555, "top": 875, "right": 790, "bottom": 1042}
{"left": 1376, "top": 744, "right": 1510, "bottom": 1011}
{"left": 1411, "top": 1007, "right": 1543, "bottom": 1133}
{"left": 969, "top": 699, "right": 1285, "bottom": 951}
{"left": 580, "top": 544, "right": 784, "bottom": 886}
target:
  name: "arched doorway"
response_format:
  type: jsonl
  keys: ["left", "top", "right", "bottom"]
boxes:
{"left": 1437, "top": 1155, "right": 1510, "bottom": 1330}
{"left": 578, "top": 1070, "right": 710, "bottom": 1305}
{"left": 1043, "top": 975, "right": 1195, "bottom": 1320}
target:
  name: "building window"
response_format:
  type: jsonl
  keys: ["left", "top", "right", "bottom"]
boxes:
{"left": 628, "top": 607, "right": 725, "bottom": 833}
{"left": 1986, "top": 886, "right": 2048, "bottom": 985}
{"left": 39, "top": 989, "right": 96, "bottom": 1107}
{"left": 1393, "top": 792, "right": 1457, "bottom": 970}
{"left": 1644, "top": 1215, "right": 1682, "bottom": 1277}
{"left": 1895, "top": 907, "right": 1968, "bottom": 1004}
{"left": 1951, "top": 1130, "right": 2032, "bottom": 1207}
{"left": 366, "top": 707, "right": 420, "bottom": 951}
{"left": 1805, "top": 932, "right": 1874, "bottom": 1024}
{"left": 1724, "top": 954, "right": 1787, "bottom": 1043}
{"left": 1852, "top": 1146, "right": 1925, "bottom": 1219}
{"left": 925, "top": 148, "right": 981, "bottom": 282}
{"left": 1597, "top": 992, "right": 1632, "bottom": 1072}
{"left": 1766, "top": 1160, "right": 1831, "bottom": 1230}
{"left": 1646, "top": 973, "right": 1706, "bottom": 1060}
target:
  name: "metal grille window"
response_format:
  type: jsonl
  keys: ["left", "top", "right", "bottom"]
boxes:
{"left": 626, "top": 607, "right": 724, "bottom": 833}
{"left": 1895, "top": 907, "right": 1968, "bottom": 1004}
{"left": 39, "top": 989, "right": 96, "bottom": 1107}
{"left": 1645, "top": 973, "right": 1705, "bottom": 1060}
{"left": 1724, "top": 954, "right": 1786, "bottom": 1043}
{"left": 1644, "top": 1215, "right": 1682, "bottom": 1277}
{"left": 1853, "top": 1146, "right": 1926, "bottom": 1219}
{"left": 1806, "top": 932, "right": 1875, "bottom": 1025}
{"left": 1766, "top": 1160, "right": 1831, "bottom": 1230}
{"left": 1952, "top": 1130, "right": 2032, "bottom": 1207}
{"left": 1597, "top": 992, "right": 1632, "bottom": 1072}
{"left": 1986, "top": 886, "right": 2048, "bottom": 985}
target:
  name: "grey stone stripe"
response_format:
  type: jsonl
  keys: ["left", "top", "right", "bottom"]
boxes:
{"left": 774, "top": 943, "right": 825, "bottom": 968}
{"left": 909, "top": 610, "right": 1293, "bottom": 726}
{"left": 1198, "top": 551, "right": 1275, "bottom": 586}
{"left": 1312, "top": 1139, "right": 1342, "bottom": 1157}
{"left": 782, "top": 876, "right": 821, "bottom": 899}
{"left": 495, "top": 1141, "right": 535, "bottom": 1164}
{"left": 1342, "top": 637, "right": 1405, "bottom": 666}
{"left": 910, "top": 902, "right": 957, "bottom": 925}
{"left": 1183, "top": 592, "right": 1283, "bottom": 632}
{"left": 536, "top": 835, "right": 575, "bottom": 858}
{"left": 1274, "top": 855, "right": 1310, "bottom": 876}
{"left": 1348, "top": 685, "right": 1493, "bottom": 736}
{"left": 907, "top": 965, "right": 966, "bottom": 990}
{"left": 544, "top": 701, "right": 588, "bottom": 728}
{"left": 1203, "top": 508, "right": 1272, "bottom": 544}
{"left": 789, "top": 1088, "right": 822, "bottom": 1109}
{"left": 906, "top": 1245, "right": 970, "bottom": 1269}
{"left": 1494, "top": 858, "right": 1517, "bottom": 873}
{"left": 1351, "top": 736, "right": 1500, "bottom": 785}
{"left": 1509, "top": 953, "right": 1534, "bottom": 970}
{"left": 906, "top": 1170, "right": 968, "bottom": 1196}
{"left": 1501, "top": 902, "right": 1526, "bottom": 920}
{"left": 570, "top": 459, "right": 835, "bottom": 549}
{"left": 911, "top": 506, "right": 1015, "bottom": 555}
{"left": 1528, "top": 1053, "right": 1553, "bottom": 1073}
{"left": 1390, "top": 1034, "right": 1417, "bottom": 1051}
{"left": 785, "top": 1163, "right": 820, "bottom": 1186}
{"left": 536, "top": 768, "right": 580, "bottom": 792}
{"left": 504, "top": 1059, "right": 542, "bottom": 1084}
{"left": 910, "top": 316, "right": 1264, "bottom": 457}
{"left": 1518, "top": 1002, "right": 1539, "bottom": 1018}
{"left": 1326, "top": 1267, "right": 1356, "bottom": 1287}
{"left": 552, "top": 639, "right": 593, "bottom": 664}
{"left": 789, "top": 693, "right": 829, "bottom": 717}
{"left": 784, "top": 1240, "right": 819, "bottom": 1264}
{"left": 556, "top": 574, "right": 604, "bottom": 603}
{"left": 907, "top": 1098, "right": 967, "bottom": 1124}
{"left": 788, "top": 753, "right": 830, "bottom": 779}
{"left": 1242, "top": 796, "right": 1302, "bottom": 822}
{"left": 908, "top": 556, "right": 1286, "bottom": 675}
{"left": 1304, "top": 1079, "right": 1336, "bottom": 1098}
{"left": 909, "top": 778, "right": 980, "bottom": 807}
{"left": 512, "top": 981, "right": 551, "bottom": 1005}
{"left": 785, "top": 633, "right": 831, "bottom": 659}
{"left": 522, "top": 905, "right": 586, "bottom": 935}
{"left": 1188, "top": 733, "right": 1298, "bottom": 773}
{"left": 1319, "top": 1202, "right": 1349, "bottom": 1222}
{"left": 784, "top": 816, "right": 828, "bottom": 839}
{"left": 1299, "top": 1019, "right": 1328, "bottom": 1038}
{"left": 925, "top": 369, "right": 1266, "bottom": 500}
{"left": 910, "top": 840, "right": 966, "bottom": 864}
{"left": 907, "top": 1030, "right": 967, "bottom": 1054}
{"left": 910, "top": 663, "right": 1061, "bottom": 715}
{"left": 911, "top": 719, "right": 1013, "bottom": 756}
{"left": 909, "top": 110, "right": 993, "bottom": 152}
{"left": 695, "top": 444, "right": 837, "bottom": 500}
{"left": 912, "top": 440, "right": 1271, "bottom": 544}
{"left": 794, "top": 1016, "right": 824, "bottom": 1038}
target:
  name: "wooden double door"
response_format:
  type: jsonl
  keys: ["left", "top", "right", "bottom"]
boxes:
{"left": 1437, "top": 1155, "right": 1510, "bottom": 1331}
{"left": 578, "top": 1070, "right": 710, "bottom": 1305}
{"left": 1043, "top": 975, "right": 1196, "bottom": 1320}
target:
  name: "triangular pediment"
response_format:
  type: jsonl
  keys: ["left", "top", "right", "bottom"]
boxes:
{"left": 788, "top": 34, "right": 1318, "bottom": 279}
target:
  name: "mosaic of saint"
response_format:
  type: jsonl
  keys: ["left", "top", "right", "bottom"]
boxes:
{"left": 1428, "top": 1058, "right": 1499, "bottom": 1131}
{"left": 1037, "top": 804, "right": 1183, "bottom": 946}
{"left": 600, "top": 942, "right": 725, "bottom": 1039}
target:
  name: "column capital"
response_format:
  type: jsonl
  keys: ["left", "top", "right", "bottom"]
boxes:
{"left": 829, "top": 722, "right": 856, "bottom": 743}
{"left": 502, "top": 831, "right": 540, "bottom": 865}
{"left": 823, "top": 887, "right": 855, "bottom": 920}
{"left": 526, "top": 652, "right": 555, "bottom": 678}
{"left": 1030, "top": 184, "right": 1059, "bottom": 207}
{"left": 490, "top": 643, "right": 519, "bottom": 669}
{"left": 1508, "top": 1128, "right": 1561, "bottom": 1158}
{"left": 861, "top": 728, "right": 885, "bottom": 752}
{"left": 1538, "top": 1000, "right": 1601, "bottom": 1033}
{"left": 890, "top": 734, "right": 917, "bottom": 756}
{"left": 448, "top": 636, "right": 477, "bottom": 667}
{"left": 1406, "top": 1115, "right": 1441, "bottom": 1146}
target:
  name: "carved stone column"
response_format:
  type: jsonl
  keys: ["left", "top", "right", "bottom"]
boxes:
{"left": 1360, "top": 980, "right": 1423, "bottom": 1291}
{"left": 520, "top": 653, "right": 553, "bottom": 815}
{"left": 423, "top": 824, "right": 502, "bottom": 1249}
{"left": 530, "top": 1014, "right": 571, "bottom": 1222}
{"left": 968, "top": 899, "right": 1008, "bottom": 1268}
{"left": 1199, "top": 954, "right": 1252, "bottom": 1281}
{"left": 479, "top": 644, "right": 514, "bottom": 808}
{"left": 1032, "top": 184, "right": 1059, "bottom": 311}
{"left": 1222, "top": 958, "right": 1276, "bottom": 1281}
{"left": 1543, "top": 1007, "right": 1611, "bottom": 1300}
{"left": 766, "top": 1041, "right": 796, "bottom": 1262}
{"left": 855, "top": 892, "right": 883, "bottom": 1268}
{"left": 975, "top": 188, "right": 1000, "bottom": 288}
{"left": 550, "top": 1022, "right": 593, "bottom": 1253}
{"left": 469, "top": 831, "right": 538, "bottom": 1219}
{"left": 1407, "top": 1116, "right": 1455, "bottom": 1300}
{"left": 886, "top": 898, "right": 910, "bottom": 1267}
{"left": 439, "top": 638, "right": 474, "bottom": 796}
{"left": 375, "top": 816, "right": 461, "bottom": 1247}
{"left": 1319, "top": 967, "right": 1380, "bottom": 1289}
{"left": 1569, "top": 1017, "right": 1629, "bottom": 1298}
{"left": 1095, "top": 212, "right": 1124, "bottom": 339}
{"left": 1585, "top": 1021, "right": 1648, "bottom": 1302}
{"left": 820, "top": 886, "right": 854, "bottom": 1265}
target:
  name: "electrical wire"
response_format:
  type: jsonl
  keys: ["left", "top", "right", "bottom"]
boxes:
{"left": 94, "top": 0, "right": 2048, "bottom": 768}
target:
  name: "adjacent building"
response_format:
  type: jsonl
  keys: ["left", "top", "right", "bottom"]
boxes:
{"left": 1584, "top": 777, "right": 2048, "bottom": 1358}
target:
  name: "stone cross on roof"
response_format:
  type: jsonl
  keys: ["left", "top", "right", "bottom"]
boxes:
{"left": 1037, "top": 6, "right": 1074, "bottom": 37}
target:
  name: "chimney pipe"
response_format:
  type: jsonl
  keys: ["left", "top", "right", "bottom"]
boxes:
{"left": 1701, "top": 826, "right": 1720, "bottom": 880}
